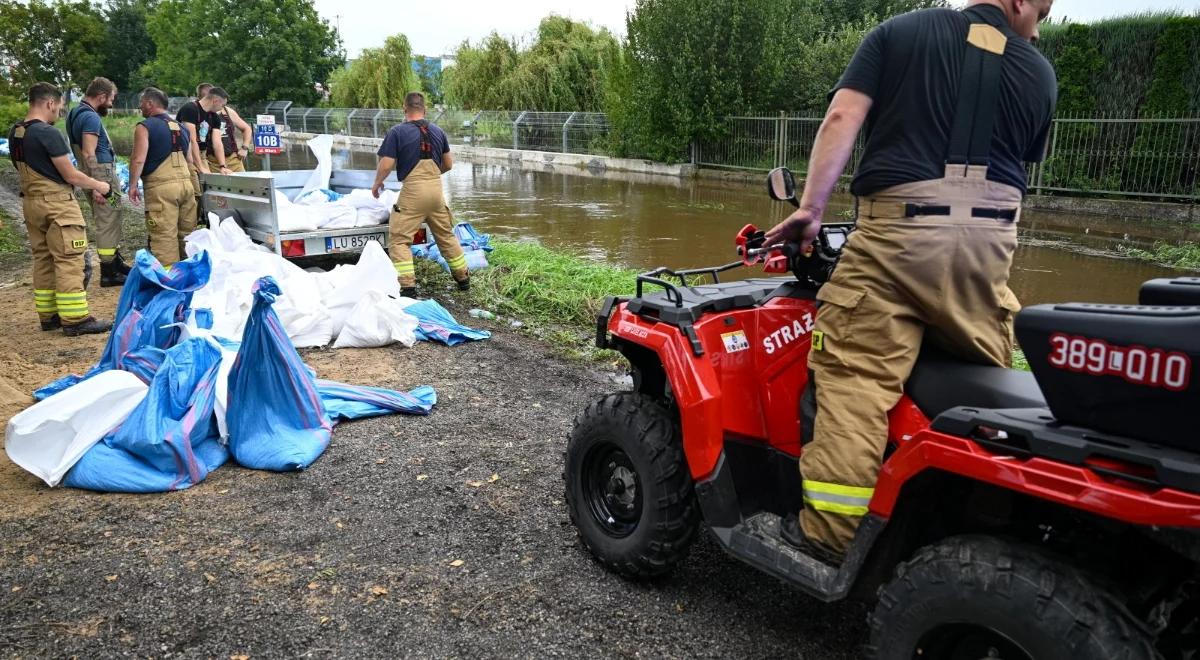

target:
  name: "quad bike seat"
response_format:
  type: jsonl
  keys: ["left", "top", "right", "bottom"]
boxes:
{"left": 1016, "top": 303, "right": 1200, "bottom": 448}
{"left": 627, "top": 278, "right": 799, "bottom": 326}
{"left": 906, "top": 346, "right": 1046, "bottom": 418}
{"left": 1140, "top": 277, "right": 1200, "bottom": 306}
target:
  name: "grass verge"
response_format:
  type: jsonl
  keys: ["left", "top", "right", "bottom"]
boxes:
{"left": 101, "top": 114, "right": 142, "bottom": 143}
{"left": 444, "top": 239, "right": 1032, "bottom": 370}
{"left": 1119, "top": 241, "right": 1200, "bottom": 271}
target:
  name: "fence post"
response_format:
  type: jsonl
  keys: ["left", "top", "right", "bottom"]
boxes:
{"left": 563, "top": 112, "right": 578, "bottom": 154}
{"left": 777, "top": 111, "right": 787, "bottom": 169}
{"left": 470, "top": 111, "right": 482, "bottom": 146}
{"left": 1042, "top": 119, "right": 1060, "bottom": 194}
{"left": 512, "top": 111, "right": 528, "bottom": 151}
{"left": 372, "top": 109, "right": 383, "bottom": 138}
{"left": 346, "top": 109, "right": 357, "bottom": 138}
{"left": 323, "top": 109, "right": 331, "bottom": 135}
{"left": 301, "top": 108, "right": 313, "bottom": 133}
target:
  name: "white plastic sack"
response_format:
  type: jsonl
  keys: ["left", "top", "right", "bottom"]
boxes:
{"left": 5, "top": 370, "right": 148, "bottom": 487}
{"left": 299, "top": 134, "right": 334, "bottom": 199}
{"left": 355, "top": 207, "right": 389, "bottom": 226}
{"left": 324, "top": 242, "right": 402, "bottom": 337}
{"left": 277, "top": 194, "right": 319, "bottom": 232}
{"left": 333, "top": 291, "right": 419, "bottom": 348}
{"left": 314, "top": 203, "right": 357, "bottom": 229}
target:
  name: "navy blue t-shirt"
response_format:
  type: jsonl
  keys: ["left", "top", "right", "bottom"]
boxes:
{"left": 140, "top": 113, "right": 192, "bottom": 179}
{"left": 377, "top": 121, "right": 450, "bottom": 180}
{"left": 834, "top": 5, "right": 1057, "bottom": 196}
{"left": 66, "top": 103, "right": 116, "bottom": 164}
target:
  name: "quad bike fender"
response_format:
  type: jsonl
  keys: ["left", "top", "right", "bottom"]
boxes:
{"left": 605, "top": 307, "right": 726, "bottom": 480}
{"left": 874, "top": 428, "right": 1200, "bottom": 526}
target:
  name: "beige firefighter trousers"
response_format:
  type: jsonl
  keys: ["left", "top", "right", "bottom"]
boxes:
{"left": 389, "top": 160, "right": 469, "bottom": 287}
{"left": 799, "top": 165, "right": 1024, "bottom": 554}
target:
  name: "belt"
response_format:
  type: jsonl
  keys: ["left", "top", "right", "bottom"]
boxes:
{"left": 863, "top": 200, "right": 1018, "bottom": 221}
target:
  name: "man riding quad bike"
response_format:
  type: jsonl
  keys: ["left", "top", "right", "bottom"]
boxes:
{"left": 565, "top": 1, "right": 1200, "bottom": 657}
{"left": 567, "top": 168, "right": 1200, "bottom": 657}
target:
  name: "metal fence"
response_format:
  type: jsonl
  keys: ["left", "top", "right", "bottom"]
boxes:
{"left": 696, "top": 113, "right": 1200, "bottom": 201}
{"left": 275, "top": 107, "right": 612, "bottom": 156}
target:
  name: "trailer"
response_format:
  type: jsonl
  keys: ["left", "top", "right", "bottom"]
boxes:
{"left": 199, "top": 170, "right": 402, "bottom": 259}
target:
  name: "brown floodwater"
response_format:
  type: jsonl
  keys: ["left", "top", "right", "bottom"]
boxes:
{"left": 244, "top": 141, "right": 1188, "bottom": 306}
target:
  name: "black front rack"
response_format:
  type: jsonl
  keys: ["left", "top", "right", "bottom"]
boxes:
{"left": 636, "top": 261, "right": 745, "bottom": 308}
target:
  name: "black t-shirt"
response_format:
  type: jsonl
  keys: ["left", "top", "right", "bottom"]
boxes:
{"left": 7, "top": 119, "right": 71, "bottom": 185}
{"left": 835, "top": 5, "right": 1057, "bottom": 196}
{"left": 176, "top": 100, "right": 221, "bottom": 154}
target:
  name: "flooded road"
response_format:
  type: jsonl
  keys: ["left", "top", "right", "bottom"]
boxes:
{"left": 247, "top": 141, "right": 1187, "bottom": 306}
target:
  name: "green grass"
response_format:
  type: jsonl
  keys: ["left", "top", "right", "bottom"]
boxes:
{"left": 0, "top": 216, "right": 22, "bottom": 254}
{"left": 1119, "top": 241, "right": 1200, "bottom": 271}
{"left": 100, "top": 114, "right": 142, "bottom": 143}
{"left": 1011, "top": 349, "right": 1030, "bottom": 372}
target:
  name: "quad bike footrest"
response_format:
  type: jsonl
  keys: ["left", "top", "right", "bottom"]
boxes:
{"left": 713, "top": 512, "right": 885, "bottom": 602}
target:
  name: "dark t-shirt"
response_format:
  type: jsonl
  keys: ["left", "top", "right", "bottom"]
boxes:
{"left": 834, "top": 5, "right": 1057, "bottom": 196}
{"left": 176, "top": 100, "right": 221, "bottom": 154}
{"left": 377, "top": 121, "right": 450, "bottom": 181}
{"left": 7, "top": 120, "right": 71, "bottom": 185}
{"left": 66, "top": 103, "right": 116, "bottom": 164}
{"left": 140, "top": 113, "right": 192, "bottom": 179}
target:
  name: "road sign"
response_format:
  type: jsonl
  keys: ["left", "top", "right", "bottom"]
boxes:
{"left": 254, "top": 114, "right": 282, "bottom": 156}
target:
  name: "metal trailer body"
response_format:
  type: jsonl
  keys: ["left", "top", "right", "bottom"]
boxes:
{"left": 199, "top": 170, "right": 402, "bottom": 259}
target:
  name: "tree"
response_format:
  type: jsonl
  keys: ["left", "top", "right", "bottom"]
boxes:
{"left": 444, "top": 17, "right": 620, "bottom": 112}
{"left": 328, "top": 34, "right": 421, "bottom": 108}
{"left": 0, "top": 0, "right": 107, "bottom": 96}
{"left": 104, "top": 0, "right": 156, "bottom": 92}
{"left": 606, "top": 0, "right": 945, "bottom": 161}
{"left": 142, "top": 0, "right": 342, "bottom": 105}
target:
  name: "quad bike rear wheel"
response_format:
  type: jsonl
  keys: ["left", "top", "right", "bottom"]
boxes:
{"left": 565, "top": 392, "right": 699, "bottom": 579}
{"left": 867, "top": 535, "right": 1158, "bottom": 660}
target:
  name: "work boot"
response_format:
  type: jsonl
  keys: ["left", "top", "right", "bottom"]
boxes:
{"left": 455, "top": 276, "right": 471, "bottom": 292}
{"left": 110, "top": 251, "right": 133, "bottom": 276}
{"left": 780, "top": 514, "right": 844, "bottom": 566}
{"left": 62, "top": 316, "right": 113, "bottom": 337}
{"left": 401, "top": 286, "right": 419, "bottom": 299}
{"left": 39, "top": 314, "right": 62, "bottom": 331}
{"left": 100, "top": 260, "right": 127, "bottom": 287}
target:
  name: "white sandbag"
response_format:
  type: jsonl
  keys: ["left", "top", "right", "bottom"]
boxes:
{"left": 277, "top": 204, "right": 319, "bottom": 233}
{"left": 355, "top": 207, "right": 389, "bottom": 226}
{"left": 314, "top": 203, "right": 357, "bottom": 229}
{"left": 324, "top": 241, "right": 402, "bottom": 337}
{"left": 333, "top": 290, "right": 419, "bottom": 349}
{"left": 299, "top": 134, "right": 334, "bottom": 199}
{"left": 5, "top": 370, "right": 148, "bottom": 487}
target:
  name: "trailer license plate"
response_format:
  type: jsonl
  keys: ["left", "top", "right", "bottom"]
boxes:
{"left": 326, "top": 232, "right": 385, "bottom": 253}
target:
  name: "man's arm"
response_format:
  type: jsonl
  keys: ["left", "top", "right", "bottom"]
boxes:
{"left": 51, "top": 154, "right": 111, "bottom": 202}
{"left": 212, "top": 127, "right": 230, "bottom": 172}
{"left": 80, "top": 132, "right": 101, "bottom": 172}
{"left": 763, "top": 89, "right": 873, "bottom": 248}
{"left": 127, "top": 124, "right": 150, "bottom": 203}
{"left": 372, "top": 156, "right": 396, "bottom": 198}
{"left": 440, "top": 152, "right": 454, "bottom": 173}
{"left": 228, "top": 107, "right": 253, "bottom": 155}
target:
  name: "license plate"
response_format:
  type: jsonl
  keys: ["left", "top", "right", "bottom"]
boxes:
{"left": 325, "top": 232, "right": 385, "bottom": 253}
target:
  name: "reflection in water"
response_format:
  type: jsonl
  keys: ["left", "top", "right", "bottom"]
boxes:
{"left": 243, "top": 140, "right": 1185, "bottom": 306}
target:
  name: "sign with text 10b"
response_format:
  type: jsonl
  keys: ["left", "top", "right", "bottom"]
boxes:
{"left": 254, "top": 114, "right": 282, "bottom": 155}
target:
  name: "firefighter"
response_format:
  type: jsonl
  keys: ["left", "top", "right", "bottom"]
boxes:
{"left": 370, "top": 91, "right": 470, "bottom": 298}
{"left": 208, "top": 103, "right": 252, "bottom": 173}
{"left": 177, "top": 84, "right": 231, "bottom": 213}
{"left": 127, "top": 87, "right": 197, "bottom": 267}
{"left": 66, "top": 76, "right": 130, "bottom": 287}
{"left": 764, "top": 0, "right": 1057, "bottom": 561}
{"left": 8, "top": 82, "right": 114, "bottom": 336}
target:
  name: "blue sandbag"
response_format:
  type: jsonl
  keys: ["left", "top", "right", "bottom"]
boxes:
{"left": 453, "top": 222, "right": 493, "bottom": 252}
{"left": 317, "top": 380, "right": 437, "bottom": 424}
{"left": 226, "top": 277, "right": 332, "bottom": 471}
{"left": 62, "top": 338, "right": 227, "bottom": 493}
{"left": 403, "top": 300, "right": 491, "bottom": 346}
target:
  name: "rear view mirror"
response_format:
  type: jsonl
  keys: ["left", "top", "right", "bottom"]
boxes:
{"left": 767, "top": 167, "right": 797, "bottom": 205}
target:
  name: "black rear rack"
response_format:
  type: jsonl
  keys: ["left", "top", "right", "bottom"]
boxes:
{"left": 636, "top": 261, "right": 744, "bottom": 307}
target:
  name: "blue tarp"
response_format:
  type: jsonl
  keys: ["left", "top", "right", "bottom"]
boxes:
{"left": 40, "top": 250, "right": 438, "bottom": 492}
{"left": 404, "top": 299, "right": 492, "bottom": 346}
{"left": 225, "top": 277, "right": 334, "bottom": 472}
{"left": 62, "top": 338, "right": 228, "bottom": 493}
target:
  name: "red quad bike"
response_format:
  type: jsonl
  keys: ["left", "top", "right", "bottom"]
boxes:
{"left": 565, "top": 167, "right": 1200, "bottom": 659}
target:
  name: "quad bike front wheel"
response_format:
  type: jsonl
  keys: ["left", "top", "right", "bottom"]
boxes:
{"left": 564, "top": 392, "right": 699, "bottom": 579}
{"left": 867, "top": 535, "right": 1158, "bottom": 660}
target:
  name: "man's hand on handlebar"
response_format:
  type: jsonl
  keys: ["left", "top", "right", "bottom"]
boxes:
{"left": 764, "top": 206, "right": 823, "bottom": 251}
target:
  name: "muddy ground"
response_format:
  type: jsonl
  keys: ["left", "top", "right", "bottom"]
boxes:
{"left": 0, "top": 170, "right": 866, "bottom": 658}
